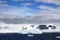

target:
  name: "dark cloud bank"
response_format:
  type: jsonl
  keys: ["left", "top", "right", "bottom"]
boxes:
{"left": 0, "top": 16, "right": 60, "bottom": 24}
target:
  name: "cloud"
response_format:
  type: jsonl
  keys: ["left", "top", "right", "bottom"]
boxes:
{"left": 0, "top": 0, "right": 60, "bottom": 24}
{"left": 20, "top": 3, "right": 32, "bottom": 6}
{"left": 11, "top": 0, "right": 25, "bottom": 1}
{"left": 34, "top": 5, "right": 60, "bottom": 19}
{"left": 0, "top": 16, "right": 60, "bottom": 24}
{"left": 0, "top": 6, "right": 35, "bottom": 18}
{"left": 34, "top": 0, "right": 60, "bottom": 5}
{"left": 0, "top": 0, "right": 34, "bottom": 18}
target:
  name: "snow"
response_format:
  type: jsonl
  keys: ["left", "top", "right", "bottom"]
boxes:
{"left": 28, "top": 34, "right": 34, "bottom": 37}
{"left": 0, "top": 22, "right": 60, "bottom": 34}
{"left": 56, "top": 36, "right": 60, "bottom": 38}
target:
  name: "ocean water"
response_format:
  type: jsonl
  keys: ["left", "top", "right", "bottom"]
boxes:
{"left": 0, "top": 33, "right": 60, "bottom": 40}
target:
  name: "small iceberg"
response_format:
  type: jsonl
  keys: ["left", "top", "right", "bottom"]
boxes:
{"left": 27, "top": 34, "right": 34, "bottom": 37}
{"left": 56, "top": 36, "right": 60, "bottom": 38}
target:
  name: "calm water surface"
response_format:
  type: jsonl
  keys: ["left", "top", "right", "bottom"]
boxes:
{"left": 0, "top": 33, "right": 60, "bottom": 40}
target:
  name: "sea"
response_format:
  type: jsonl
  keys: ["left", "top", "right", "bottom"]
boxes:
{"left": 0, "top": 32, "right": 60, "bottom": 40}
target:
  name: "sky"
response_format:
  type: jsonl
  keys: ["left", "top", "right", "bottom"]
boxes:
{"left": 0, "top": 0, "right": 60, "bottom": 24}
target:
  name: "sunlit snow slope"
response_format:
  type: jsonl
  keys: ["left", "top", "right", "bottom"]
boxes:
{"left": 0, "top": 23, "right": 59, "bottom": 34}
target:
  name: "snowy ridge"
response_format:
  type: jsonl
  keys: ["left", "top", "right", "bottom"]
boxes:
{"left": 0, "top": 23, "right": 59, "bottom": 34}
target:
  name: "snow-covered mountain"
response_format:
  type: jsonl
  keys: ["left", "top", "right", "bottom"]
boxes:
{"left": 0, "top": 23, "right": 59, "bottom": 34}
